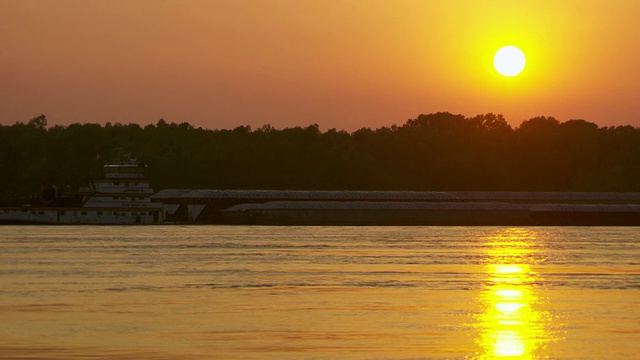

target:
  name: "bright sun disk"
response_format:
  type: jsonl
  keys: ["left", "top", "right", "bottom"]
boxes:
{"left": 494, "top": 46, "right": 526, "bottom": 77}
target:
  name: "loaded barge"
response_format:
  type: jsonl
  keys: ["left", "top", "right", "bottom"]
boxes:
{"left": 4, "top": 163, "right": 640, "bottom": 225}
{"left": 153, "top": 190, "right": 640, "bottom": 226}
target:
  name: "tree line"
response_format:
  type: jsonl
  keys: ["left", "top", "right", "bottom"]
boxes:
{"left": 2, "top": 112, "right": 640, "bottom": 200}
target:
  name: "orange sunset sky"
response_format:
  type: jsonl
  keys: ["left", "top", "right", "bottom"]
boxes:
{"left": 1, "top": 0, "right": 638, "bottom": 131}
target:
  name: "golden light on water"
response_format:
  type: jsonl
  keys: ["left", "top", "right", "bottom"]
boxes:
{"left": 483, "top": 267, "right": 538, "bottom": 358}
{"left": 475, "top": 229, "right": 548, "bottom": 359}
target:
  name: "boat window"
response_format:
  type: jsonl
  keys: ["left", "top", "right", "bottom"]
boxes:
{"left": 138, "top": 197, "right": 144, "bottom": 200}
{"left": 114, "top": 212, "right": 118, "bottom": 216}
{"left": 113, "top": 196, "right": 118, "bottom": 200}
{"left": 38, "top": 211, "right": 44, "bottom": 215}
{"left": 125, "top": 183, "right": 129, "bottom": 187}
{"left": 97, "top": 211, "right": 103, "bottom": 216}
{"left": 81, "top": 211, "right": 87, "bottom": 215}
{"left": 114, "top": 182, "right": 120, "bottom": 186}
{"left": 61, "top": 211, "right": 65, "bottom": 215}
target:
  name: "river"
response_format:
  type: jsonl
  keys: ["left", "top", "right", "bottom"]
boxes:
{"left": 1, "top": 226, "right": 638, "bottom": 359}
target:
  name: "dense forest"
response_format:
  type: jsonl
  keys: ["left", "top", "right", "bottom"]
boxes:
{"left": 2, "top": 112, "right": 640, "bottom": 199}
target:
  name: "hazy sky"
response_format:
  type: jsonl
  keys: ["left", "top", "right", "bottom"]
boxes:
{"left": 1, "top": 0, "right": 638, "bottom": 130}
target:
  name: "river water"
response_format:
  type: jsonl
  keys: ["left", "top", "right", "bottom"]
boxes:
{"left": 0, "top": 226, "right": 638, "bottom": 359}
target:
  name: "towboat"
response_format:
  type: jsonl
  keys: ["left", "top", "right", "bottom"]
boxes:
{"left": 0, "top": 156, "right": 163, "bottom": 224}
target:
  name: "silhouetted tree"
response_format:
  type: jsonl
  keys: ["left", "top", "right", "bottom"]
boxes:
{"left": 2, "top": 112, "right": 640, "bottom": 200}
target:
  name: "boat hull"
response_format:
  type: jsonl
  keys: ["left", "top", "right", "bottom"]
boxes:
{"left": 0, "top": 207, "right": 161, "bottom": 225}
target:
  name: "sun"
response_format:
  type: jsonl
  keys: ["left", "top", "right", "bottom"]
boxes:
{"left": 493, "top": 46, "right": 526, "bottom": 77}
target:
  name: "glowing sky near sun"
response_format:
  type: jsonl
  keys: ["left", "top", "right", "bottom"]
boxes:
{"left": 0, "top": 0, "right": 638, "bottom": 130}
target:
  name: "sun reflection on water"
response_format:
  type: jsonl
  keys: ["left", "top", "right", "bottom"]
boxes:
{"left": 475, "top": 229, "right": 548, "bottom": 359}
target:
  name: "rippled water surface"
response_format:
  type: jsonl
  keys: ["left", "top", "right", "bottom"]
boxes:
{"left": 1, "top": 226, "right": 639, "bottom": 359}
